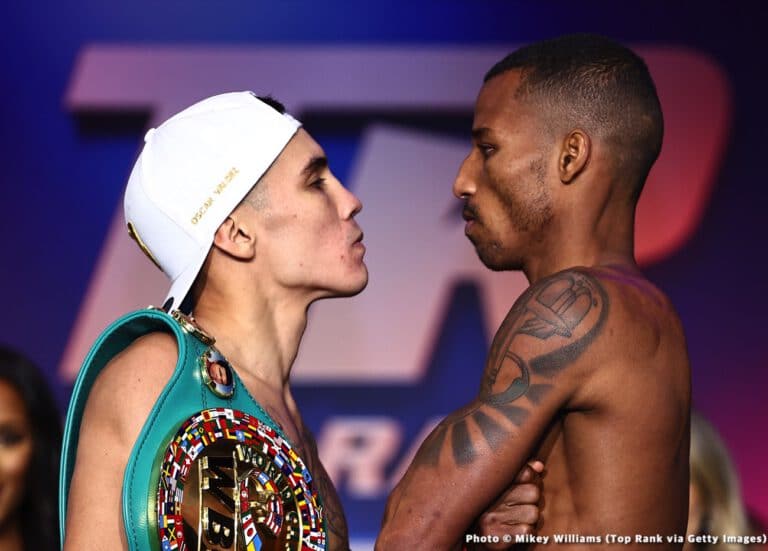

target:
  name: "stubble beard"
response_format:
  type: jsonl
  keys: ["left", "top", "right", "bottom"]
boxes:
{"left": 475, "top": 155, "right": 553, "bottom": 271}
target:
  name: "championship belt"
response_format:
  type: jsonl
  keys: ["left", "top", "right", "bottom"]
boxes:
{"left": 60, "top": 308, "right": 326, "bottom": 551}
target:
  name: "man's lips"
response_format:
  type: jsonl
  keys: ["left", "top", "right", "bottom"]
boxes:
{"left": 351, "top": 231, "right": 366, "bottom": 255}
{"left": 461, "top": 205, "right": 480, "bottom": 237}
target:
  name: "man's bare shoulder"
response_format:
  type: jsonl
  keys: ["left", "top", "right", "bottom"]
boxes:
{"left": 65, "top": 332, "right": 179, "bottom": 550}
{"left": 84, "top": 331, "right": 178, "bottom": 442}
{"left": 571, "top": 265, "right": 690, "bottom": 411}
{"left": 584, "top": 265, "right": 686, "bottom": 355}
{"left": 514, "top": 265, "right": 688, "bottom": 390}
{"left": 528, "top": 268, "right": 690, "bottom": 539}
{"left": 481, "top": 267, "right": 610, "bottom": 404}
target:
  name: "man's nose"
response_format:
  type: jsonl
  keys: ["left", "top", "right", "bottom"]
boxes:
{"left": 339, "top": 182, "right": 363, "bottom": 219}
{"left": 453, "top": 155, "right": 477, "bottom": 199}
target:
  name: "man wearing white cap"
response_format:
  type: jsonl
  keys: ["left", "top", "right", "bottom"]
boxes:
{"left": 59, "top": 92, "right": 541, "bottom": 551}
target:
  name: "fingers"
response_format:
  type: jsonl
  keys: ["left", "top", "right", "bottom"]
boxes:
{"left": 475, "top": 506, "right": 540, "bottom": 550}
{"left": 501, "top": 504, "right": 540, "bottom": 526}
{"left": 503, "top": 482, "right": 541, "bottom": 506}
{"left": 480, "top": 498, "right": 540, "bottom": 525}
{"left": 505, "top": 520, "right": 536, "bottom": 536}
{"left": 514, "top": 459, "right": 545, "bottom": 483}
{"left": 472, "top": 459, "right": 545, "bottom": 549}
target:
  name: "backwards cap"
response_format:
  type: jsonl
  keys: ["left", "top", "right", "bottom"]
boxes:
{"left": 124, "top": 91, "right": 301, "bottom": 312}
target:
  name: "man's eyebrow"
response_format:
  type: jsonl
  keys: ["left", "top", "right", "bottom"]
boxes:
{"left": 302, "top": 156, "right": 328, "bottom": 176}
{"left": 471, "top": 127, "right": 491, "bottom": 141}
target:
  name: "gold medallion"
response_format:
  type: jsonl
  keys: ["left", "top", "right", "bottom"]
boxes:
{"left": 156, "top": 408, "right": 325, "bottom": 551}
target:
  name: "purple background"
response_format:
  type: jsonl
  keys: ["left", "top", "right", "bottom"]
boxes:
{"left": 1, "top": 1, "right": 765, "bottom": 541}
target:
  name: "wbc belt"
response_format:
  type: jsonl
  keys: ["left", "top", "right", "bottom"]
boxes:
{"left": 59, "top": 308, "right": 326, "bottom": 551}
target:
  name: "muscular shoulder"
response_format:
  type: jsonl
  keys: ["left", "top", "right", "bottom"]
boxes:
{"left": 482, "top": 269, "right": 608, "bottom": 401}
{"left": 484, "top": 266, "right": 687, "bottom": 412}
{"left": 585, "top": 266, "right": 685, "bottom": 358}
{"left": 83, "top": 331, "right": 178, "bottom": 447}
{"left": 494, "top": 269, "right": 608, "bottom": 364}
{"left": 483, "top": 266, "right": 683, "bottom": 394}
{"left": 557, "top": 267, "right": 690, "bottom": 412}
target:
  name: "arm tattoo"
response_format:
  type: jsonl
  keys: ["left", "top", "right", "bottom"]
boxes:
{"left": 415, "top": 271, "right": 608, "bottom": 468}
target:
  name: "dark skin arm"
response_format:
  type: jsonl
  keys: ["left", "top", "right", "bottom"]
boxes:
{"left": 295, "top": 417, "right": 543, "bottom": 551}
{"left": 468, "top": 460, "right": 544, "bottom": 551}
{"left": 376, "top": 270, "right": 608, "bottom": 550}
{"left": 291, "top": 399, "right": 542, "bottom": 550}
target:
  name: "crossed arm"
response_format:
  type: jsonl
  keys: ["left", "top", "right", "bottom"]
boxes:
{"left": 376, "top": 270, "right": 609, "bottom": 550}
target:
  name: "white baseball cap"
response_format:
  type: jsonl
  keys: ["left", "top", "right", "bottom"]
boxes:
{"left": 124, "top": 91, "right": 302, "bottom": 312}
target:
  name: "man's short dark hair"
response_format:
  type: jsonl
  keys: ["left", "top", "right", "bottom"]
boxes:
{"left": 486, "top": 34, "right": 663, "bottom": 200}
{"left": 257, "top": 95, "right": 286, "bottom": 115}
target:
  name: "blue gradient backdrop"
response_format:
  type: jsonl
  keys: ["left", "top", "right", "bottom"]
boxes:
{"left": 1, "top": 0, "right": 766, "bottom": 540}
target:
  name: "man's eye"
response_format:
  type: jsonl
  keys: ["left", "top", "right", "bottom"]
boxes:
{"left": 478, "top": 144, "right": 496, "bottom": 158}
{"left": 310, "top": 178, "right": 327, "bottom": 189}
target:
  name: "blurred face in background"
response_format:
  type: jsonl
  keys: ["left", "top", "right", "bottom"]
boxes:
{"left": 0, "top": 380, "right": 33, "bottom": 528}
{"left": 683, "top": 481, "right": 704, "bottom": 550}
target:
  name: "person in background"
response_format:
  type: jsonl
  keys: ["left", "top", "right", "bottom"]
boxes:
{"left": 685, "top": 412, "right": 753, "bottom": 551}
{"left": 0, "top": 346, "right": 61, "bottom": 551}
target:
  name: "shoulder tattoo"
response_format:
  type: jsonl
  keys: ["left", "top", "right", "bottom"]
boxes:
{"left": 417, "top": 270, "right": 609, "bottom": 467}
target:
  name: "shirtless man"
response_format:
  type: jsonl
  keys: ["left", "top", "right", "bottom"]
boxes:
{"left": 377, "top": 34, "right": 691, "bottom": 549}
{"left": 61, "top": 92, "right": 541, "bottom": 550}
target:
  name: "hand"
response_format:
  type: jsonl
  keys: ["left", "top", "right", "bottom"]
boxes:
{"left": 472, "top": 460, "right": 544, "bottom": 550}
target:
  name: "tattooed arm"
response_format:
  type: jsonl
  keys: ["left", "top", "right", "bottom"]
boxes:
{"left": 376, "top": 270, "right": 609, "bottom": 550}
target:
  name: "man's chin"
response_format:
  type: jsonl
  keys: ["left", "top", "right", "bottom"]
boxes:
{"left": 319, "top": 269, "right": 369, "bottom": 300}
{"left": 475, "top": 246, "right": 521, "bottom": 272}
{"left": 351, "top": 266, "right": 370, "bottom": 294}
{"left": 344, "top": 274, "right": 369, "bottom": 296}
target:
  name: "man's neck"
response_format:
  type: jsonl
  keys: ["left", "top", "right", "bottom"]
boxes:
{"left": 523, "top": 247, "right": 638, "bottom": 284}
{"left": 523, "top": 205, "right": 637, "bottom": 283}
{"left": 190, "top": 289, "right": 310, "bottom": 392}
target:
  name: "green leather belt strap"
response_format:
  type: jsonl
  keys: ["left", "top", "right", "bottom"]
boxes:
{"left": 59, "top": 308, "right": 325, "bottom": 550}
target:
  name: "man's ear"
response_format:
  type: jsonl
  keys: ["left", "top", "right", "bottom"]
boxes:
{"left": 558, "top": 129, "right": 591, "bottom": 184}
{"left": 212, "top": 213, "right": 256, "bottom": 260}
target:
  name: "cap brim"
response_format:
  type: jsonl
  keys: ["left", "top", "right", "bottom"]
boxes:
{"left": 163, "top": 245, "right": 210, "bottom": 313}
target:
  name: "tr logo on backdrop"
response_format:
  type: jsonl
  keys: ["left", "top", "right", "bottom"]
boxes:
{"left": 62, "top": 46, "right": 730, "bottom": 524}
